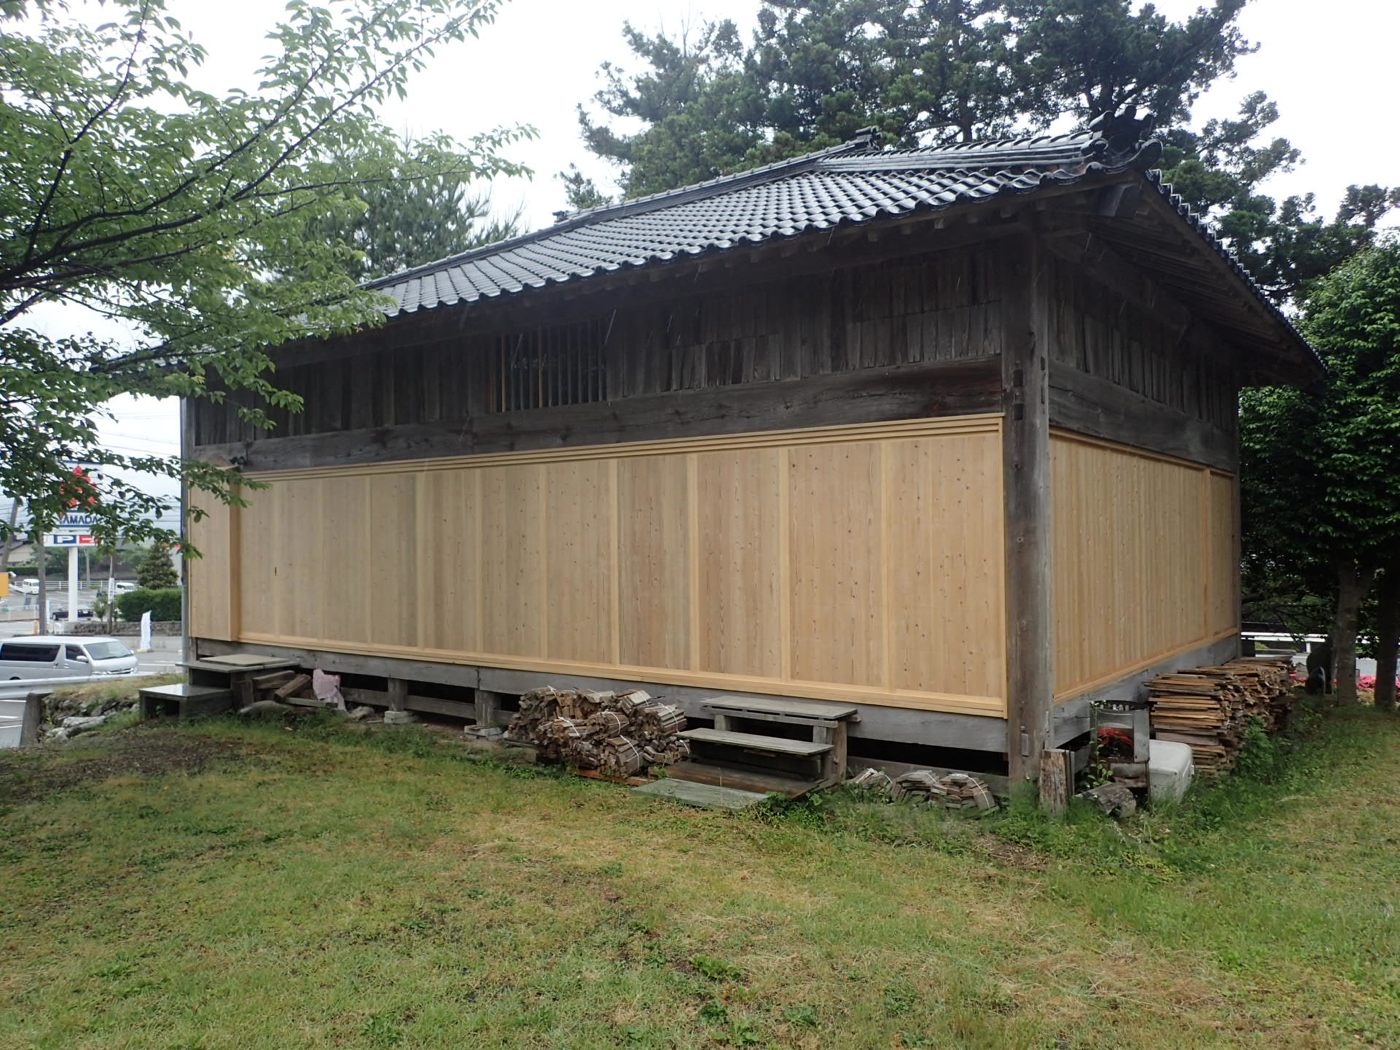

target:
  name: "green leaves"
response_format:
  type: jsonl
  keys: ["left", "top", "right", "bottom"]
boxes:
{"left": 577, "top": 0, "right": 1263, "bottom": 198}
{"left": 1241, "top": 239, "right": 1400, "bottom": 632}
{"left": 0, "top": 0, "right": 523, "bottom": 549}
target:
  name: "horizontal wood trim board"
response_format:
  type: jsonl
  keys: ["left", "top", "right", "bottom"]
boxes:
{"left": 1048, "top": 425, "right": 1235, "bottom": 477}
{"left": 192, "top": 357, "right": 1004, "bottom": 472}
{"left": 1052, "top": 627, "right": 1241, "bottom": 703}
{"left": 235, "top": 412, "right": 1003, "bottom": 482}
{"left": 1048, "top": 361, "right": 1236, "bottom": 471}
{"left": 235, "top": 632, "right": 1004, "bottom": 717}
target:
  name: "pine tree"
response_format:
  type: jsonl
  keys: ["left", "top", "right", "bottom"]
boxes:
{"left": 136, "top": 540, "right": 179, "bottom": 591}
{"left": 574, "top": 0, "right": 1395, "bottom": 305}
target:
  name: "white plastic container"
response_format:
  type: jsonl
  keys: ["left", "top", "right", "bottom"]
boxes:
{"left": 1148, "top": 739, "right": 1195, "bottom": 803}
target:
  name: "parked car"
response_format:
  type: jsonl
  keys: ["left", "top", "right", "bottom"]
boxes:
{"left": 13, "top": 578, "right": 41, "bottom": 595}
{"left": 0, "top": 636, "right": 138, "bottom": 680}
{"left": 50, "top": 607, "right": 94, "bottom": 620}
{"left": 113, "top": 580, "right": 138, "bottom": 593}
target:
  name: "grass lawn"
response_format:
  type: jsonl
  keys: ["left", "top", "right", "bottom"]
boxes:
{"left": 0, "top": 703, "right": 1395, "bottom": 1049}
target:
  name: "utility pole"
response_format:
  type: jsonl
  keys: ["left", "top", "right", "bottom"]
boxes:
{"left": 35, "top": 530, "right": 47, "bottom": 629}
{"left": 67, "top": 544, "right": 80, "bottom": 631}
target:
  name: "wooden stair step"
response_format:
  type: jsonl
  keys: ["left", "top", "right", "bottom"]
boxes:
{"left": 701, "top": 695, "right": 859, "bottom": 722}
{"left": 681, "top": 727, "right": 833, "bottom": 757}
{"left": 663, "top": 760, "right": 823, "bottom": 797}
{"left": 631, "top": 778, "right": 771, "bottom": 811}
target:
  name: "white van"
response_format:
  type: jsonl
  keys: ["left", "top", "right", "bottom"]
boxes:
{"left": 0, "top": 636, "right": 139, "bottom": 680}
{"left": 13, "top": 578, "right": 41, "bottom": 595}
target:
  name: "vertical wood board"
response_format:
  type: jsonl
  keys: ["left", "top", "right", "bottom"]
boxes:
{"left": 787, "top": 442, "right": 885, "bottom": 687}
{"left": 194, "top": 416, "right": 1007, "bottom": 715}
{"left": 617, "top": 455, "right": 691, "bottom": 670}
{"left": 1051, "top": 433, "right": 1233, "bottom": 697}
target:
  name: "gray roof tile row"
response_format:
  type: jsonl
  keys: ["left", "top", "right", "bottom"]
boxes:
{"left": 364, "top": 123, "right": 1137, "bottom": 316}
{"left": 361, "top": 109, "right": 1311, "bottom": 369}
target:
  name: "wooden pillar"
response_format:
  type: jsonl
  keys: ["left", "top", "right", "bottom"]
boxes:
{"left": 473, "top": 689, "right": 503, "bottom": 728}
{"left": 180, "top": 399, "right": 192, "bottom": 659}
{"left": 1001, "top": 234, "right": 1054, "bottom": 784}
{"left": 387, "top": 678, "right": 408, "bottom": 713}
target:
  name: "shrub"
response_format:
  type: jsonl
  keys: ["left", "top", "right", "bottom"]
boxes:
{"left": 115, "top": 587, "right": 182, "bottom": 622}
{"left": 1234, "top": 716, "right": 1287, "bottom": 783}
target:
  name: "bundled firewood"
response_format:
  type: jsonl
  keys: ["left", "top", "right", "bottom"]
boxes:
{"left": 506, "top": 686, "right": 562, "bottom": 742}
{"left": 504, "top": 685, "right": 688, "bottom": 776}
{"left": 1148, "top": 658, "right": 1295, "bottom": 777}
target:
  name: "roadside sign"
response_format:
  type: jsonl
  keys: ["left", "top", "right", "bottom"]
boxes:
{"left": 46, "top": 533, "right": 96, "bottom": 547}
{"left": 56, "top": 511, "right": 100, "bottom": 529}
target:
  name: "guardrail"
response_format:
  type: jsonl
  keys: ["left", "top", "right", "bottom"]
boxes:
{"left": 0, "top": 672, "right": 168, "bottom": 748}
{"left": 0, "top": 674, "right": 125, "bottom": 702}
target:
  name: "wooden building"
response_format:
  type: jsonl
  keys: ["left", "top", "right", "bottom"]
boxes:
{"left": 184, "top": 110, "right": 1319, "bottom": 780}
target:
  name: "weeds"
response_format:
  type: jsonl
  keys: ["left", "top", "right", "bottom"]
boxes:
{"left": 0, "top": 697, "right": 1393, "bottom": 1047}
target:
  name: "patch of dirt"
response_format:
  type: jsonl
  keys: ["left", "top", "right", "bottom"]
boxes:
{"left": 0, "top": 725, "right": 247, "bottom": 804}
{"left": 975, "top": 835, "right": 1049, "bottom": 870}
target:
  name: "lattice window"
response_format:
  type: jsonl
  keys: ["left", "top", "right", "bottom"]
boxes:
{"left": 486, "top": 318, "right": 609, "bottom": 412}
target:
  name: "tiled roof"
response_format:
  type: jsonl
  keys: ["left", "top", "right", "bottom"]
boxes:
{"left": 365, "top": 113, "right": 1161, "bottom": 315}
{"left": 361, "top": 109, "right": 1313, "bottom": 372}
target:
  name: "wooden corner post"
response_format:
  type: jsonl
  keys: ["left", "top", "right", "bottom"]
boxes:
{"left": 1000, "top": 234, "right": 1054, "bottom": 785}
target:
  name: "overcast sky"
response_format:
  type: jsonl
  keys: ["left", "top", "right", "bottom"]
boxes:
{"left": 22, "top": 0, "right": 1400, "bottom": 513}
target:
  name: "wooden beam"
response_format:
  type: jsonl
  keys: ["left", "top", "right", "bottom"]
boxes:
{"left": 1048, "top": 362, "right": 1238, "bottom": 472}
{"left": 191, "top": 357, "right": 1003, "bottom": 473}
{"left": 190, "top": 636, "right": 1011, "bottom": 752}
{"left": 1001, "top": 235, "right": 1054, "bottom": 784}
{"left": 1038, "top": 222, "right": 1194, "bottom": 335}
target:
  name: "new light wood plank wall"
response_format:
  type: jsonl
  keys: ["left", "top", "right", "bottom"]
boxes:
{"left": 186, "top": 486, "right": 232, "bottom": 640}
{"left": 1051, "top": 432, "right": 1237, "bottom": 699}
{"left": 189, "top": 417, "right": 1008, "bottom": 715}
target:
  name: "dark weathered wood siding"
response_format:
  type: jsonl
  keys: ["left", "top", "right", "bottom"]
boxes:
{"left": 193, "top": 244, "right": 1004, "bottom": 448}
{"left": 1043, "top": 253, "right": 1239, "bottom": 470}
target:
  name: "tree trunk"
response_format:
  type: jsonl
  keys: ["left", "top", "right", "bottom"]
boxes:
{"left": 1331, "top": 560, "right": 1373, "bottom": 705}
{"left": 0, "top": 498, "right": 19, "bottom": 571}
{"left": 1374, "top": 566, "right": 1399, "bottom": 713}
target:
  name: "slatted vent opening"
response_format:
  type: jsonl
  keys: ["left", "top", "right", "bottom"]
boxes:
{"left": 486, "top": 317, "right": 609, "bottom": 412}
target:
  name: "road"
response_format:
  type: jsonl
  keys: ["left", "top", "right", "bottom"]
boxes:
{"left": 1, "top": 583, "right": 117, "bottom": 617}
{"left": 0, "top": 618, "right": 183, "bottom": 675}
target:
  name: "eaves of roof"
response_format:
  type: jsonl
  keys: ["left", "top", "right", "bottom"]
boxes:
{"left": 357, "top": 110, "right": 1318, "bottom": 378}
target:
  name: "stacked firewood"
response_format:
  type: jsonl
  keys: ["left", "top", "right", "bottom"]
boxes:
{"left": 505, "top": 686, "right": 689, "bottom": 776}
{"left": 1147, "top": 658, "right": 1295, "bottom": 777}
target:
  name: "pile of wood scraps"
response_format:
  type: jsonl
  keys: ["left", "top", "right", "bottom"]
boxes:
{"left": 846, "top": 766, "right": 997, "bottom": 812}
{"left": 505, "top": 686, "right": 689, "bottom": 779}
{"left": 1148, "top": 658, "right": 1295, "bottom": 777}
{"left": 240, "top": 670, "right": 316, "bottom": 707}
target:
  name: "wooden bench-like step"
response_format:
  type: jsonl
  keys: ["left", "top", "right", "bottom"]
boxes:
{"left": 632, "top": 778, "right": 771, "bottom": 810}
{"left": 664, "top": 760, "right": 823, "bottom": 797}
{"left": 702, "top": 695, "right": 859, "bottom": 722}
{"left": 681, "top": 727, "right": 832, "bottom": 757}
{"left": 139, "top": 683, "right": 234, "bottom": 721}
